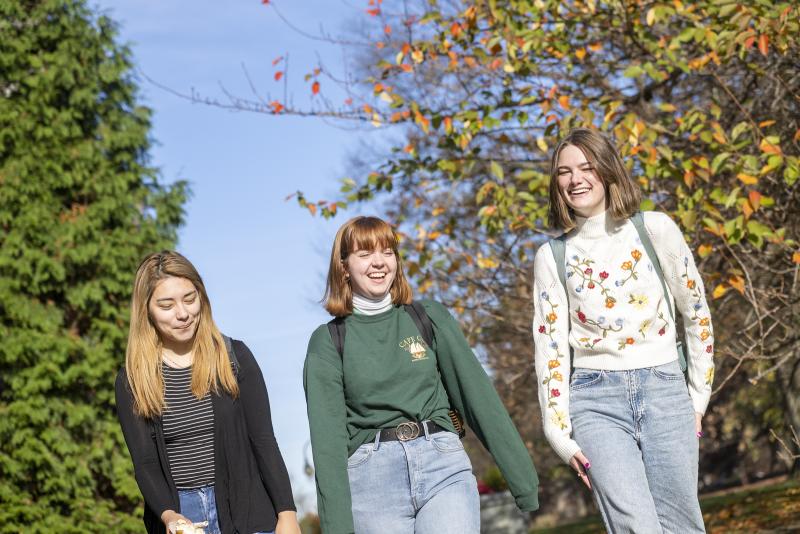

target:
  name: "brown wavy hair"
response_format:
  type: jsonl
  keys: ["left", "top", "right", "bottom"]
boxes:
{"left": 125, "top": 250, "right": 238, "bottom": 418}
{"left": 324, "top": 216, "right": 413, "bottom": 317}
{"left": 548, "top": 127, "right": 641, "bottom": 231}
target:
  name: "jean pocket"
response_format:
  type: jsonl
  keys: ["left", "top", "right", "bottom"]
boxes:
{"left": 570, "top": 370, "right": 603, "bottom": 390}
{"left": 347, "top": 444, "right": 373, "bottom": 469}
{"left": 652, "top": 360, "right": 685, "bottom": 381}
{"left": 431, "top": 432, "right": 464, "bottom": 453}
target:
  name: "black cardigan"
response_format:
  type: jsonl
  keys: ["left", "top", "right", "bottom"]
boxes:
{"left": 115, "top": 339, "right": 296, "bottom": 534}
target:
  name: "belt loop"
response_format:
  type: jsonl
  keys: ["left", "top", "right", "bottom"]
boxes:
{"left": 422, "top": 420, "right": 431, "bottom": 440}
{"left": 373, "top": 431, "right": 382, "bottom": 451}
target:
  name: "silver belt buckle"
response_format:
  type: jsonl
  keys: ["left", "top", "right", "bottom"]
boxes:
{"left": 396, "top": 421, "right": 420, "bottom": 441}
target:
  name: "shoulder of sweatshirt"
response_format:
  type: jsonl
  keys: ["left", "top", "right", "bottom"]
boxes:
{"left": 418, "top": 298, "right": 451, "bottom": 323}
{"left": 304, "top": 322, "right": 343, "bottom": 368}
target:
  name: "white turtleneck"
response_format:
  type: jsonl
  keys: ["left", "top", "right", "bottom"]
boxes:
{"left": 532, "top": 210, "right": 715, "bottom": 464}
{"left": 352, "top": 292, "right": 393, "bottom": 315}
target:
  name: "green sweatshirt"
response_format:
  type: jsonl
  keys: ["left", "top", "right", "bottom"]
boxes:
{"left": 303, "top": 300, "right": 539, "bottom": 534}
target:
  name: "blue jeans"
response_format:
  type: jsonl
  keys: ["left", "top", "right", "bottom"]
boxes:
{"left": 570, "top": 360, "right": 705, "bottom": 534}
{"left": 178, "top": 485, "right": 272, "bottom": 534}
{"left": 347, "top": 424, "right": 480, "bottom": 533}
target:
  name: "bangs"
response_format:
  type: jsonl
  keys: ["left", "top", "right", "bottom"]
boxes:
{"left": 342, "top": 217, "right": 397, "bottom": 257}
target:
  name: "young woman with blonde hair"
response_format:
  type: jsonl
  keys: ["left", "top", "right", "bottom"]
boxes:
{"left": 115, "top": 251, "right": 300, "bottom": 534}
{"left": 532, "top": 128, "right": 714, "bottom": 532}
{"left": 304, "top": 216, "right": 540, "bottom": 534}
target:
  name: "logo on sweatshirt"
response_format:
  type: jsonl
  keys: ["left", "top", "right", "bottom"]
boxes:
{"left": 400, "top": 336, "right": 428, "bottom": 361}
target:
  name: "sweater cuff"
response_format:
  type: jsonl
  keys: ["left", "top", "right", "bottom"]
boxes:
{"left": 554, "top": 437, "right": 582, "bottom": 465}
{"left": 690, "top": 391, "right": 710, "bottom": 415}
{"left": 514, "top": 491, "right": 540, "bottom": 512}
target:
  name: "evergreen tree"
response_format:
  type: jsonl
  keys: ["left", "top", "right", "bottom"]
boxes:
{"left": 0, "top": 1, "right": 187, "bottom": 531}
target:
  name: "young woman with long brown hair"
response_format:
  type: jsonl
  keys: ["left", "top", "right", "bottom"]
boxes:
{"left": 115, "top": 251, "right": 300, "bottom": 534}
{"left": 532, "top": 128, "right": 714, "bottom": 532}
{"left": 304, "top": 216, "right": 539, "bottom": 534}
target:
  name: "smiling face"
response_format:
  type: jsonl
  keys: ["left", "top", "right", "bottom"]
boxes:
{"left": 148, "top": 276, "right": 201, "bottom": 352}
{"left": 345, "top": 246, "right": 398, "bottom": 299}
{"left": 556, "top": 144, "right": 607, "bottom": 218}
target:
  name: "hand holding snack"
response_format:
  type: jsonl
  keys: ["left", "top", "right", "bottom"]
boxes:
{"left": 167, "top": 518, "right": 208, "bottom": 534}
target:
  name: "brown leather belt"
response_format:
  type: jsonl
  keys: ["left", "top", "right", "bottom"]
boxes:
{"left": 379, "top": 420, "right": 449, "bottom": 442}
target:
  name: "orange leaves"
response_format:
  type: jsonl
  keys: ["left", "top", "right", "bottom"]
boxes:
{"left": 728, "top": 275, "right": 746, "bottom": 295}
{"left": 758, "top": 34, "right": 769, "bottom": 56}
{"left": 366, "top": 8, "right": 381, "bottom": 16}
{"left": 443, "top": 116, "right": 453, "bottom": 134}
{"left": 306, "top": 203, "right": 317, "bottom": 216}
{"left": 269, "top": 101, "right": 284, "bottom": 114}
{"left": 793, "top": 251, "right": 800, "bottom": 265}
{"left": 311, "top": 81, "right": 320, "bottom": 95}
{"left": 698, "top": 244, "right": 713, "bottom": 258}
{"left": 759, "top": 138, "right": 782, "bottom": 156}
{"left": 450, "top": 22, "right": 463, "bottom": 38}
{"left": 384, "top": 25, "right": 391, "bottom": 35}
{"left": 748, "top": 191, "right": 762, "bottom": 211}
{"left": 272, "top": 56, "right": 283, "bottom": 66}
{"left": 558, "top": 95, "right": 570, "bottom": 111}
{"left": 575, "top": 48, "right": 587, "bottom": 60}
{"left": 274, "top": 71, "right": 283, "bottom": 81}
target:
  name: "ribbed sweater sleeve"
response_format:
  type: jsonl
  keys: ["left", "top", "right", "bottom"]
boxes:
{"left": 643, "top": 212, "right": 715, "bottom": 414}
{"left": 531, "top": 243, "right": 582, "bottom": 464}
{"left": 424, "top": 300, "right": 540, "bottom": 512}
{"left": 303, "top": 328, "right": 354, "bottom": 534}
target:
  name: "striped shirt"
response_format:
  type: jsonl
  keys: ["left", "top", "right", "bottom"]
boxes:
{"left": 162, "top": 365, "right": 215, "bottom": 489}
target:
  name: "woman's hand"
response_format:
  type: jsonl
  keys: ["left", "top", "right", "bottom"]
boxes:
{"left": 695, "top": 412, "right": 703, "bottom": 438}
{"left": 569, "top": 450, "right": 592, "bottom": 490}
{"left": 275, "top": 510, "right": 301, "bottom": 534}
{"left": 161, "top": 510, "right": 192, "bottom": 533}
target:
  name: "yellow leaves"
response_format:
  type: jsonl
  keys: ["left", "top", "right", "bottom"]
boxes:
{"left": 411, "top": 49, "right": 424, "bottom": 64}
{"left": 575, "top": 48, "right": 587, "bottom": 60}
{"left": 476, "top": 254, "right": 499, "bottom": 269}
{"left": 712, "top": 284, "right": 728, "bottom": 299}
{"left": 698, "top": 244, "right": 713, "bottom": 258}
{"left": 728, "top": 275, "right": 745, "bottom": 295}
{"left": 646, "top": 8, "right": 656, "bottom": 26}
{"left": 431, "top": 206, "right": 446, "bottom": 217}
{"left": 536, "top": 136, "right": 548, "bottom": 152}
{"left": 737, "top": 173, "right": 758, "bottom": 185}
{"left": 558, "top": 95, "right": 570, "bottom": 110}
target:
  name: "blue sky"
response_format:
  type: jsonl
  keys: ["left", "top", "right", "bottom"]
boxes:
{"left": 95, "top": 0, "right": 383, "bottom": 512}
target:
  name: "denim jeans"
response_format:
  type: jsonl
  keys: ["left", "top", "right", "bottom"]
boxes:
{"left": 570, "top": 360, "right": 705, "bottom": 534}
{"left": 178, "top": 485, "right": 273, "bottom": 534}
{"left": 347, "top": 424, "right": 480, "bottom": 534}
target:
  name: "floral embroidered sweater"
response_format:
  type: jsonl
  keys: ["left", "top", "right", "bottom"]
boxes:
{"left": 532, "top": 210, "right": 715, "bottom": 464}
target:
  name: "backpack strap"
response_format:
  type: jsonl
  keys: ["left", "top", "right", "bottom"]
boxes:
{"left": 327, "top": 317, "right": 346, "bottom": 358}
{"left": 404, "top": 301, "right": 435, "bottom": 349}
{"left": 548, "top": 235, "right": 574, "bottom": 373}
{"left": 222, "top": 334, "right": 240, "bottom": 378}
{"left": 630, "top": 212, "right": 687, "bottom": 372}
{"left": 630, "top": 212, "right": 674, "bottom": 320}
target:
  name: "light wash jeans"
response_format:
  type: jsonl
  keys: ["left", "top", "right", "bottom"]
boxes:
{"left": 178, "top": 484, "right": 273, "bottom": 534}
{"left": 347, "top": 424, "right": 480, "bottom": 534}
{"left": 570, "top": 359, "right": 705, "bottom": 534}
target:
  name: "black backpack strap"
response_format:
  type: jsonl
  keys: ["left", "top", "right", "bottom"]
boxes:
{"left": 222, "top": 334, "right": 240, "bottom": 378}
{"left": 327, "top": 317, "right": 346, "bottom": 358}
{"left": 404, "top": 301, "right": 435, "bottom": 349}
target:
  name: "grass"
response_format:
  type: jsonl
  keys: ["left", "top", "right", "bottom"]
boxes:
{"left": 531, "top": 477, "right": 800, "bottom": 534}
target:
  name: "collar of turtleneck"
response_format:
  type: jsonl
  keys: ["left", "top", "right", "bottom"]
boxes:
{"left": 352, "top": 292, "right": 393, "bottom": 315}
{"left": 573, "top": 210, "right": 622, "bottom": 240}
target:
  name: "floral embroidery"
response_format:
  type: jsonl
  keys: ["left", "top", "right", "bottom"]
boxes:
{"left": 628, "top": 293, "right": 649, "bottom": 310}
{"left": 578, "top": 337, "right": 602, "bottom": 349}
{"left": 618, "top": 337, "right": 635, "bottom": 350}
{"left": 638, "top": 319, "right": 652, "bottom": 339}
{"left": 538, "top": 291, "right": 568, "bottom": 429}
{"left": 704, "top": 367, "right": 714, "bottom": 385}
{"left": 617, "top": 249, "right": 643, "bottom": 287}
{"left": 567, "top": 257, "right": 616, "bottom": 307}
{"left": 575, "top": 308, "right": 623, "bottom": 338}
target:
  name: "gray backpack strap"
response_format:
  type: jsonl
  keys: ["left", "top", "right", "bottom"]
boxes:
{"left": 630, "top": 212, "right": 687, "bottom": 372}
{"left": 547, "top": 235, "right": 573, "bottom": 373}
{"left": 222, "top": 334, "right": 240, "bottom": 378}
{"left": 327, "top": 317, "right": 346, "bottom": 359}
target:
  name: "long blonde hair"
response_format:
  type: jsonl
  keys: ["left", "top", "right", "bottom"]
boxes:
{"left": 323, "top": 216, "right": 413, "bottom": 317}
{"left": 125, "top": 250, "right": 238, "bottom": 418}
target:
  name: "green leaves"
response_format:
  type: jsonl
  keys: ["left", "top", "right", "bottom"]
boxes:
{"left": 0, "top": 1, "right": 186, "bottom": 530}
